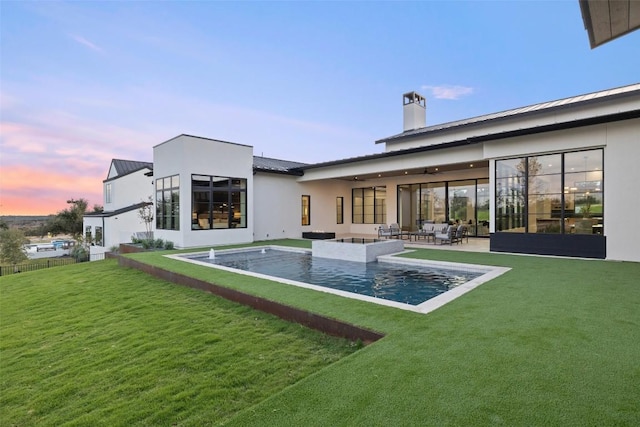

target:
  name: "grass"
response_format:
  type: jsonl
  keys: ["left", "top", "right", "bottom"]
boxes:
{"left": 2, "top": 239, "right": 640, "bottom": 425}
{"left": 0, "top": 259, "right": 360, "bottom": 426}
{"left": 0, "top": 256, "right": 98, "bottom": 278}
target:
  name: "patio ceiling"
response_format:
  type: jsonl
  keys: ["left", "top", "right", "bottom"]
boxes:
{"left": 580, "top": 0, "right": 640, "bottom": 48}
{"left": 338, "top": 161, "right": 489, "bottom": 182}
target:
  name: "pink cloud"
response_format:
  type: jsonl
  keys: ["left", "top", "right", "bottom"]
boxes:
{"left": 0, "top": 165, "right": 104, "bottom": 215}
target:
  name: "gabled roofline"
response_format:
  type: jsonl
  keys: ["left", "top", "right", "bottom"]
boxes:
{"left": 104, "top": 165, "right": 153, "bottom": 183}
{"left": 376, "top": 83, "right": 640, "bottom": 144}
{"left": 106, "top": 159, "right": 153, "bottom": 182}
{"left": 298, "top": 109, "right": 640, "bottom": 171}
{"left": 153, "top": 134, "right": 252, "bottom": 150}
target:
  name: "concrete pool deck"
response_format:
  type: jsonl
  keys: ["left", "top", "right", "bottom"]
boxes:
{"left": 334, "top": 234, "right": 491, "bottom": 253}
{"left": 168, "top": 245, "right": 509, "bottom": 314}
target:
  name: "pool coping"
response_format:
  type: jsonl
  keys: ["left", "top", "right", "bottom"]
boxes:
{"left": 167, "top": 245, "right": 510, "bottom": 315}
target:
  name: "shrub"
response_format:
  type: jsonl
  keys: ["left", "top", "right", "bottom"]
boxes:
{"left": 154, "top": 238, "right": 165, "bottom": 248}
{"left": 70, "top": 245, "right": 88, "bottom": 261}
{"left": 164, "top": 241, "right": 174, "bottom": 250}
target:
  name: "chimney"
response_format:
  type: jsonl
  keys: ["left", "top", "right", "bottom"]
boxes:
{"left": 403, "top": 91, "right": 426, "bottom": 131}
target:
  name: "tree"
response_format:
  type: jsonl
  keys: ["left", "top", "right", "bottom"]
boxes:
{"left": 0, "top": 228, "right": 28, "bottom": 266}
{"left": 138, "top": 197, "right": 154, "bottom": 241}
{"left": 49, "top": 198, "right": 89, "bottom": 241}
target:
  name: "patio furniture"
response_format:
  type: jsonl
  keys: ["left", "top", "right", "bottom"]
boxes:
{"left": 378, "top": 224, "right": 394, "bottom": 239}
{"left": 412, "top": 223, "right": 435, "bottom": 242}
{"left": 451, "top": 225, "right": 468, "bottom": 244}
{"left": 434, "top": 225, "right": 455, "bottom": 245}
{"left": 389, "top": 223, "right": 409, "bottom": 239}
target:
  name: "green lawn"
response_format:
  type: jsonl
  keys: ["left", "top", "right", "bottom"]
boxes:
{"left": 3, "top": 240, "right": 640, "bottom": 426}
{"left": 0, "top": 259, "right": 359, "bottom": 426}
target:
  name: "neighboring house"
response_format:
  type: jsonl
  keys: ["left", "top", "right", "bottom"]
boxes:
{"left": 91, "top": 83, "right": 640, "bottom": 262}
{"left": 83, "top": 159, "right": 154, "bottom": 256}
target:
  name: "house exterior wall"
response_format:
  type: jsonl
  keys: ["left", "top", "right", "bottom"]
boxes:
{"left": 103, "top": 168, "right": 153, "bottom": 212}
{"left": 601, "top": 118, "right": 640, "bottom": 262}
{"left": 299, "top": 180, "right": 353, "bottom": 236}
{"left": 252, "top": 174, "right": 353, "bottom": 241}
{"left": 91, "top": 87, "right": 639, "bottom": 262}
{"left": 484, "top": 118, "right": 640, "bottom": 262}
{"left": 83, "top": 216, "right": 103, "bottom": 246}
{"left": 253, "top": 173, "right": 302, "bottom": 241}
{"left": 85, "top": 209, "right": 147, "bottom": 257}
{"left": 83, "top": 166, "right": 153, "bottom": 257}
{"left": 153, "top": 135, "right": 254, "bottom": 248}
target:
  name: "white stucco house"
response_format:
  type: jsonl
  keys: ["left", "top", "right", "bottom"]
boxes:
{"left": 84, "top": 83, "right": 640, "bottom": 262}
{"left": 83, "top": 159, "right": 154, "bottom": 257}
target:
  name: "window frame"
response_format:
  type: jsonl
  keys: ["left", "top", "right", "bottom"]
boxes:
{"left": 301, "top": 195, "right": 311, "bottom": 226}
{"left": 95, "top": 226, "right": 103, "bottom": 246}
{"left": 105, "top": 183, "right": 112, "bottom": 204}
{"left": 495, "top": 148, "right": 603, "bottom": 235}
{"left": 156, "top": 175, "right": 180, "bottom": 231}
{"left": 191, "top": 174, "right": 247, "bottom": 230}
{"left": 352, "top": 186, "right": 386, "bottom": 224}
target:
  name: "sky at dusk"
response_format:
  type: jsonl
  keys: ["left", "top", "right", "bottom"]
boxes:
{"left": 1, "top": 1, "right": 639, "bottom": 216}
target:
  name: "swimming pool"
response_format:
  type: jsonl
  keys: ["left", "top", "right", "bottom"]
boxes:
{"left": 169, "top": 246, "right": 509, "bottom": 314}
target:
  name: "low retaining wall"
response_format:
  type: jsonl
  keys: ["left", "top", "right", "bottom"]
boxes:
{"left": 118, "top": 243, "right": 146, "bottom": 254}
{"left": 118, "top": 256, "right": 384, "bottom": 344}
{"left": 312, "top": 239, "right": 404, "bottom": 263}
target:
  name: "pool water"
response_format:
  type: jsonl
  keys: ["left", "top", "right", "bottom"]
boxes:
{"left": 193, "top": 248, "right": 482, "bottom": 306}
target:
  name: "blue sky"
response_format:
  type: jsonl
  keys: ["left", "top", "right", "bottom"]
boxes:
{"left": 1, "top": 1, "right": 638, "bottom": 215}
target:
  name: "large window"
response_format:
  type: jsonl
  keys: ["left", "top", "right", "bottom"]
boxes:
{"left": 496, "top": 149, "right": 603, "bottom": 234}
{"left": 156, "top": 175, "right": 180, "bottom": 230}
{"left": 352, "top": 186, "right": 386, "bottom": 224}
{"left": 495, "top": 159, "right": 526, "bottom": 232}
{"left": 398, "top": 179, "right": 489, "bottom": 236}
{"left": 301, "top": 195, "right": 310, "bottom": 226}
{"left": 192, "top": 175, "right": 247, "bottom": 230}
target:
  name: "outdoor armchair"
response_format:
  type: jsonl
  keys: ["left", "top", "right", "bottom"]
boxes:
{"left": 434, "top": 225, "right": 454, "bottom": 245}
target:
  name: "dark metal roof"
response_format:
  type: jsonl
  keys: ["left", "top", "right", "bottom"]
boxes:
{"left": 253, "top": 156, "right": 308, "bottom": 176}
{"left": 84, "top": 201, "right": 151, "bottom": 218}
{"left": 111, "top": 159, "right": 153, "bottom": 177}
{"left": 376, "top": 83, "right": 640, "bottom": 144}
{"left": 301, "top": 106, "right": 640, "bottom": 172}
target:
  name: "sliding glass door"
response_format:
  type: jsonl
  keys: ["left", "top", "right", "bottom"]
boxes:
{"left": 398, "top": 179, "right": 489, "bottom": 237}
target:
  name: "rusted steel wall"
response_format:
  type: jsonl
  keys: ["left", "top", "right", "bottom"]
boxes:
{"left": 118, "top": 256, "right": 384, "bottom": 344}
{"left": 118, "top": 244, "right": 146, "bottom": 254}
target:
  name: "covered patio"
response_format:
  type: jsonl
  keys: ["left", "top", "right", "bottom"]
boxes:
{"left": 335, "top": 233, "right": 490, "bottom": 253}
